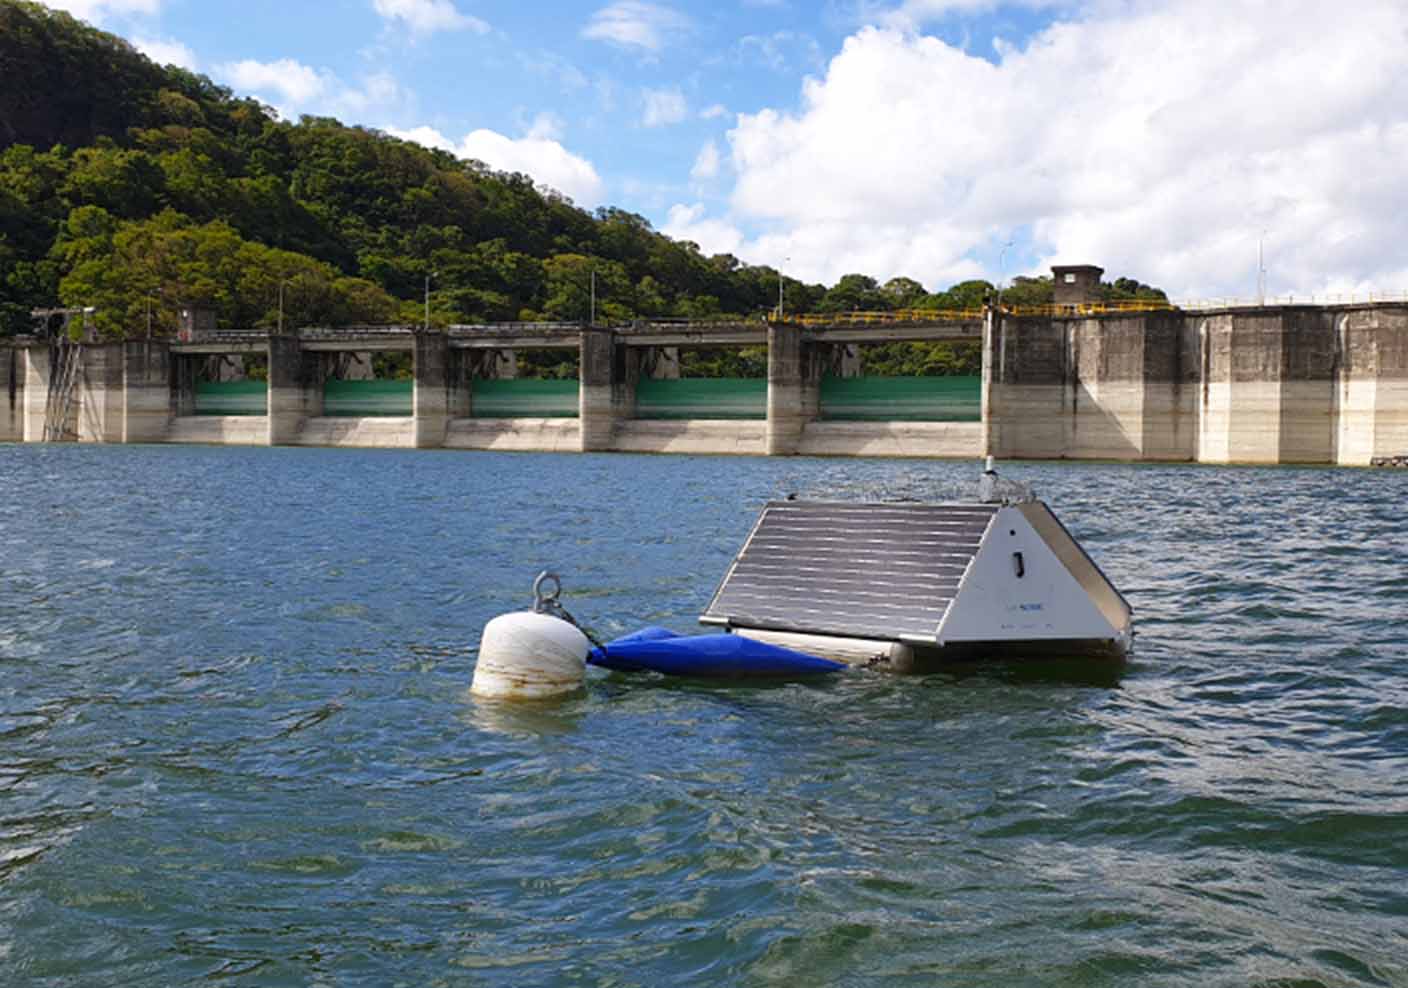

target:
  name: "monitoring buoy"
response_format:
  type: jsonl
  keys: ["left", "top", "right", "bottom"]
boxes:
{"left": 471, "top": 610, "right": 590, "bottom": 699}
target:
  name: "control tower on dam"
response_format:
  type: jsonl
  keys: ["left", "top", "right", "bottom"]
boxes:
{"left": 4, "top": 273, "right": 1406, "bottom": 466}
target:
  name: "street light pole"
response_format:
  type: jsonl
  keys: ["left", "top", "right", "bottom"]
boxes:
{"left": 278, "top": 280, "right": 286, "bottom": 334}
{"left": 778, "top": 256, "right": 791, "bottom": 320}
{"left": 424, "top": 271, "right": 434, "bottom": 331}
{"left": 590, "top": 269, "right": 596, "bottom": 326}
{"left": 1258, "top": 231, "right": 1267, "bottom": 306}
{"left": 996, "top": 240, "right": 1014, "bottom": 310}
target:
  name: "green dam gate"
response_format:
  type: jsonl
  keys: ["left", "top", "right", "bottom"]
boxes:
{"left": 820, "top": 375, "right": 981, "bottom": 421}
{"left": 471, "top": 379, "right": 579, "bottom": 418}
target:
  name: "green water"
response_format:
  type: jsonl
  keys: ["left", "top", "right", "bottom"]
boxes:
{"left": 1, "top": 446, "right": 1405, "bottom": 986}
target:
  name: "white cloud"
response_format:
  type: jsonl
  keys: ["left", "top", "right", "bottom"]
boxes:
{"left": 218, "top": 59, "right": 410, "bottom": 121}
{"left": 641, "top": 87, "right": 687, "bottom": 127}
{"left": 221, "top": 58, "right": 330, "bottom": 111}
{"left": 371, "top": 0, "right": 488, "bottom": 35}
{"left": 41, "top": 0, "right": 161, "bottom": 24}
{"left": 133, "top": 35, "right": 196, "bottom": 70}
{"left": 699, "top": 103, "right": 728, "bottom": 120}
{"left": 524, "top": 112, "right": 564, "bottom": 142}
{"left": 883, "top": 0, "right": 1065, "bottom": 31}
{"left": 387, "top": 124, "right": 605, "bottom": 207}
{"left": 690, "top": 140, "right": 720, "bottom": 181}
{"left": 737, "top": 31, "right": 822, "bottom": 73}
{"left": 714, "top": 3, "right": 1408, "bottom": 296}
{"left": 662, "top": 203, "right": 745, "bottom": 257}
{"left": 582, "top": 1, "right": 691, "bottom": 53}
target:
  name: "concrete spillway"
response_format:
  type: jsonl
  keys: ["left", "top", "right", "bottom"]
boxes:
{"left": 4, "top": 303, "right": 1406, "bottom": 465}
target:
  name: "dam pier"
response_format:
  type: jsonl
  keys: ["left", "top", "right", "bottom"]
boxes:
{"left": 5, "top": 268, "right": 1406, "bottom": 465}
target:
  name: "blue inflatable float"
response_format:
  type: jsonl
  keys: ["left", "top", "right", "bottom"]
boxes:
{"left": 588, "top": 626, "right": 846, "bottom": 678}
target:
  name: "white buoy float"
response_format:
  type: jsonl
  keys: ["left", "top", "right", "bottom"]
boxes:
{"left": 471, "top": 573, "right": 590, "bottom": 700}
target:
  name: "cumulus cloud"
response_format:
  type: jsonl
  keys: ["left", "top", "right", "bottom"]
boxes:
{"left": 582, "top": 1, "right": 691, "bottom": 53}
{"left": 133, "top": 35, "right": 196, "bottom": 70}
{"left": 387, "top": 122, "right": 605, "bottom": 206}
{"left": 371, "top": 0, "right": 488, "bottom": 35}
{"left": 690, "top": 140, "right": 720, "bottom": 181}
{"left": 218, "top": 58, "right": 410, "bottom": 121}
{"left": 41, "top": 0, "right": 161, "bottom": 23}
{"left": 699, "top": 103, "right": 728, "bottom": 120}
{"left": 641, "top": 87, "right": 687, "bottom": 127}
{"left": 706, "top": 1, "right": 1408, "bottom": 296}
{"left": 221, "top": 58, "right": 330, "bottom": 111}
{"left": 662, "top": 203, "right": 745, "bottom": 257}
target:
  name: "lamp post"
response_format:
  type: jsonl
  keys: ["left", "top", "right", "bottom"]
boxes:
{"left": 424, "top": 271, "right": 435, "bottom": 331}
{"left": 277, "top": 279, "right": 289, "bottom": 334}
{"left": 778, "top": 255, "right": 791, "bottom": 320}
{"left": 590, "top": 268, "right": 596, "bottom": 326}
{"left": 996, "top": 240, "right": 1014, "bottom": 310}
{"left": 1257, "top": 231, "right": 1267, "bottom": 306}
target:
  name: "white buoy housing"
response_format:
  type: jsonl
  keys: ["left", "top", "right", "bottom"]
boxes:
{"left": 472, "top": 611, "right": 590, "bottom": 699}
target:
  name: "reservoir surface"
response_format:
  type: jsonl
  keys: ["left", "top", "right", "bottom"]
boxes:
{"left": 1, "top": 445, "right": 1405, "bottom": 986}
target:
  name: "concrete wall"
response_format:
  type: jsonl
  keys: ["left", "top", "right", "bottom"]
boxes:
{"left": 766, "top": 323, "right": 818, "bottom": 455}
{"left": 166, "top": 416, "right": 269, "bottom": 445}
{"left": 295, "top": 417, "right": 416, "bottom": 448}
{"left": 22, "top": 346, "right": 53, "bottom": 441}
{"left": 798, "top": 421, "right": 981, "bottom": 459}
{"left": 268, "top": 335, "right": 318, "bottom": 445}
{"left": 1335, "top": 306, "right": 1408, "bottom": 465}
{"left": 412, "top": 333, "right": 465, "bottom": 449}
{"left": 985, "top": 304, "right": 1405, "bottom": 465}
{"left": 445, "top": 418, "right": 581, "bottom": 452}
{"left": 579, "top": 328, "right": 618, "bottom": 452}
{"left": 122, "top": 340, "right": 171, "bottom": 443}
{"left": 7, "top": 303, "right": 1405, "bottom": 463}
{"left": 1196, "top": 309, "right": 1337, "bottom": 464}
{"left": 75, "top": 342, "right": 124, "bottom": 443}
{"left": 614, "top": 419, "right": 767, "bottom": 455}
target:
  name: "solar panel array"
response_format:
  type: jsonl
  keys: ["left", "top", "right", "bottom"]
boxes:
{"left": 703, "top": 501, "right": 998, "bottom": 642}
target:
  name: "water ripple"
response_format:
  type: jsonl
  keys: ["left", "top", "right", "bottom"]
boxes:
{"left": 0, "top": 445, "right": 1405, "bottom": 986}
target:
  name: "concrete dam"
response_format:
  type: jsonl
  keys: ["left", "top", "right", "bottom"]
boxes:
{"left": 4, "top": 267, "right": 1406, "bottom": 466}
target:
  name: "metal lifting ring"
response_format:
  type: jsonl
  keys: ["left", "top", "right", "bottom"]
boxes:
{"left": 533, "top": 571, "right": 562, "bottom": 612}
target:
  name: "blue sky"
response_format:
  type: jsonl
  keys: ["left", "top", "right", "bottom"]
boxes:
{"left": 39, "top": 1, "right": 1408, "bottom": 298}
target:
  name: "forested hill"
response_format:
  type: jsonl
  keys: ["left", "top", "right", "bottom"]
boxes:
{"left": 0, "top": 0, "right": 1164, "bottom": 341}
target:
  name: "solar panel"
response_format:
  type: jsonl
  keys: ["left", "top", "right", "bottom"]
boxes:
{"left": 702, "top": 501, "right": 999, "bottom": 643}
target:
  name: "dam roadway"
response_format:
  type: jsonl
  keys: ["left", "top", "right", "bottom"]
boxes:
{"left": 5, "top": 295, "right": 1406, "bottom": 466}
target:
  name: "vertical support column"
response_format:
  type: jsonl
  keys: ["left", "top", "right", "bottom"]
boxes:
{"left": 22, "top": 344, "right": 52, "bottom": 442}
{"left": 122, "top": 340, "right": 172, "bottom": 443}
{"left": 413, "top": 332, "right": 463, "bottom": 449}
{"left": 1197, "top": 309, "right": 1335, "bottom": 465}
{"left": 579, "top": 327, "right": 618, "bottom": 452}
{"left": 267, "top": 335, "right": 307, "bottom": 446}
{"left": 1278, "top": 309, "right": 1336, "bottom": 464}
{"left": 767, "top": 322, "right": 810, "bottom": 455}
{"left": 1, "top": 347, "right": 21, "bottom": 442}
{"left": 171, "top": 352, "right": 197, "bottom": 418}
{"left": 981, "top": 314, "right": 1070, "bottom": 459}
{"left": 1141, "top": 312, "right": 1198, "bottom": 462}
{"left": 76, "top": 341, "right": 124, "bottom": 443}
{"left": 1335, "top": 305, "right": 1408, "bottom": 465}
